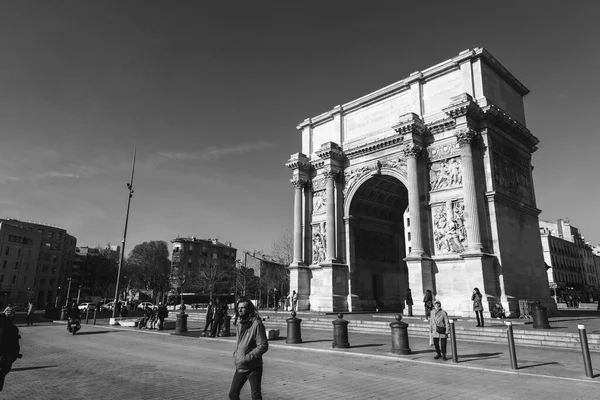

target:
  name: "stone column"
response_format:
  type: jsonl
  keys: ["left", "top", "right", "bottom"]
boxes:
{"left": 324, "top": 169, "right": 337, "bottom": 261}
{"left": 456, "top": 128, "right": 483, "bottom": 253}
{"left": 291, "top": 178, "right": 306, "bottom": 265}
{"left": 404, "top": 144, "right": 424, "bottom": 256}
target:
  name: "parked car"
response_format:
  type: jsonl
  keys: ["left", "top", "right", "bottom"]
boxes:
{"left": 137, "top": 302, "right": 157, "bottom": 310}
{"left": 78, "top": 303, "right": 96, "bottom": 311}
{"left": 12, "top": 303, "right": 27, "bottom": 312}
{"left": 101, "top": 301, "right": 115, "bottom": 311}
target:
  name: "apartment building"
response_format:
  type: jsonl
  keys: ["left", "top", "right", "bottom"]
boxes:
{"left": 0, "top": 218, "right": 77, "bottom": 309}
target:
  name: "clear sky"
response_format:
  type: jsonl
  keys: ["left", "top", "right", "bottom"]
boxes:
{"left": 0, "top": 1, "right": 598, "bottom": 255}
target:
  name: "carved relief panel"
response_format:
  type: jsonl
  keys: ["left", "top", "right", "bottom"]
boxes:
{"left": 493, "top": 153, "right": 534, "bottom": 204}
{"left": 311, "top": 222, "right": 327, "bottom": 264}
{"left": 312, "top": 190, "right": 326, "bottom": 214}
{"left": 429, "top": 156, "right": 463, "bottom": 192}
{"left": 432, "top": 200, "right": 467, "bottom": 255}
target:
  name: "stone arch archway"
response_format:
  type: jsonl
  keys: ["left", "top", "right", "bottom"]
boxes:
{"left": 345, "top": 174, "right": 409, "bottom": 311}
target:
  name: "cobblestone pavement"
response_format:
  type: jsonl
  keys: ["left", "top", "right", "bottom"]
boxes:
{"left": 3, "top": 322, "right": 599, "bottom": 400}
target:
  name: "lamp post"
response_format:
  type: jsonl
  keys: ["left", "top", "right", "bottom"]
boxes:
{"left": 55, "top": 286, "right": 61, "bottom": 308}
{"left": 112, "top": 148, "right": 136, "bottom": 318}
{"left": 76, "top": 285, "right": 82, "bottom": 305}
{"left": 64, "top": 277, "right": 73, "bottom": 307}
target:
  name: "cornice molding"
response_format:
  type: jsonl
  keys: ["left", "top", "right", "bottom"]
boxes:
{"left": 455, "top": 127, "right": 480, "bottom": 147}
{"left": 392, "top": 112, "right": 428, "bottom": 137}
{"left": 285, "top": 153, "right": 311, "bottom": 171}
{"left": 316, "top": 142, "right": 345, "bottom": 161}
{"left": 344, "top": 133, "right": 404, "bottom": 160}
{"left": 485, "top": 191, "right": 540, "bottom": 217}
{"left": 443, "top": 93, "right": 484, "bottom": 121}
{"left": 483, "top": 103, "right": 540, "bottom": 152}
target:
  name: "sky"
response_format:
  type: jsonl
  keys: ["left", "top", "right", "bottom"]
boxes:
{"left": 0, "top": 1, "right": 598, "bottom": 256}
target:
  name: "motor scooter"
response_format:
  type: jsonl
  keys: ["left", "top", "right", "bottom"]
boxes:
{"left": 67, "top": 317, "right": 81, "bottom": 335}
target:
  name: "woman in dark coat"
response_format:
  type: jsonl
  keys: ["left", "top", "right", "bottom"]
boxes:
{"left": 472, "top": 287, "right": 484, "bottom": 327}
{"left": 423, "top": 289, "right": 434, "bottom": 321}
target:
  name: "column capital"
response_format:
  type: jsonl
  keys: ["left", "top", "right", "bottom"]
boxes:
{"left": 455, "top": 127, "right": 480, "bottom": 147}
{"left": 290, "top": 177, "right": 309, "bottom": 189}
{"left": 286, "top": 153, "right": 311, "bottom": 171}
{"left": 402, "top": 143, "right": 424, "bottom": 159}
{"left": 443, "top": 93, "right": 484, "bottom": 121}
{"left": 323, "top": 168, "right": 341, "bottom": 181}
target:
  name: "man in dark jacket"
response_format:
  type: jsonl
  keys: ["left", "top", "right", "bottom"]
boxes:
{"left": 229, "top": 298, "right": 268, "bottom": 400}
{"left": 0, "top": 306, "right": 21, "bottom": 391}
{"left": 157, "top": 303, "right": 168, "bottom": 330}
{"left": 210, "top": 297, "right": 225, "bottom": 337}
{"left": 201, "top": 299, "right": 214, "bottom": 337}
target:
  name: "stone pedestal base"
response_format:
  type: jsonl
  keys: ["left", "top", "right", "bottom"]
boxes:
{"left": 309, "top": 263, "right": 349, "bottom": 312}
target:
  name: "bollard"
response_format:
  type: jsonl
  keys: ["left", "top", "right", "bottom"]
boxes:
{"left": 175, "top": 311, "right": 188, "bottom": 334}
{"left": 60, "top": 307, "right": 69, "bottom": 321}
{"left": 286, "top": 311, "right": 303, "bottom": 344}
{"left": 86, "top": 308, "right": 90, "bottom": 324}
{"left": 505, "top": 321, "right": 518, "bottom": 369}
{"left": 220, "top": 315, "right": 232, "bottom": 337}
{"left": 332, "top": 313, "right": 350, "bottom": 348}
{"left": 389, "top": 315, "right": 411, "bottom": 355}
{"left": 578, "top": 325, "right": 594, "bottom": 378}
{"left": 449, "top": 319, "right": 458, "bottom": 363}
{"left": 93, "top": 308, "right": 98, "bottom": 325}
{"left": 531, "top": 302, "right": 551, "bottom": 329}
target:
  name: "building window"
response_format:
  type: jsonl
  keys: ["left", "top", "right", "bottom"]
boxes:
{"left": 52, "top": 255, "right": 58, "bottom": 263}
{"left": 28, "top": 249, "right": 31, "bottom": 258}
{"left": 11, "top": 276, "right": 16, "bottom": 284}
{"left": 17, "top": 248, "right": 21, "bottom": 257}
{"left": 22, "top": 276, "right": 26, "bottom": 284}
{"left": 57, "top": 233, "right": 62, "bottom": 241}
{"left": 14, "top": 262, "right": 18, "bottom": 270}
{"left": 1, "top": 260, "right": 5, "bottom": 269}
{"left": 42, "top": 265, "right": 49, "bottom": 273}
{"left": 45, "top": 243, "right": 51, "bottom": 249}
{"left": 40, "top": 278, "right": 46, "bottom": 286}
{"left": 4, "top": 247, "right": 8, "bottom": 255}
{"left": 47, "top": 231, "right": 54, "bottom": 239}
{"left": 25, "top": 263, "right": 29, "bottom": 271}
{"left": 52, "top": 267, "right": 57, "bottom": 274}
{"left": 44, "top": 254, "right": 50, "bottom": 261}
{"left": 49, "top": 278, "right": 55, "bottom": 287}
{"left": 0, "top": 275, "right": 3, "bottom": 283}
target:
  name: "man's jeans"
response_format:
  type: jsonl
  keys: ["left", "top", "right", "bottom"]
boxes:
{"left": 228, "top": 366, "right": 263, "bottom": 400}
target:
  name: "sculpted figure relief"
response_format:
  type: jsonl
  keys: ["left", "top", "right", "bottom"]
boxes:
{"left": 312, "top": 191, "right": 326, "bottom": 214}
{"left": 343, "top": 165, "right": 371, "bottom": 195}
{"left": 312, "top": 222, "right": 327, "bottom": 264}
{"left": 432, "top": 202, "right": 467, "bottom": 255}
{"left": 429, "top": 157, "right": 462, "bottom": 191}
{"left": 493, "top": 154, "right": 533, "bottom": 203}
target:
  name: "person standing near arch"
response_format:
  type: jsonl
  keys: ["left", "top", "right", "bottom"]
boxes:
{"left": 423, "top": 289, "right": 434, "bottom": 322}
{"left": 472, "top": 288, "right": 484, "bottom": 327}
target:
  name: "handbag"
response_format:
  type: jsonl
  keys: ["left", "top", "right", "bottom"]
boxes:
{"left": 436, "top": 326, "right": 446, "bottom": 334}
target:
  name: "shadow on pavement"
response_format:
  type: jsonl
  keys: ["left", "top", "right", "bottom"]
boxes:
{"left": 298, "top": 339, "right": 330, "bottom": 344}
{"left": 518, "top": 362, "right": 560, "bottom": 369}
{"left": 409, "top": 349, "right": 437, "bottom": 355}
{"left": 12, "top": 365, "right": 56, "bottom": 372}
{"left": 348, "top": 344, "right": 384, "bottom": 349}
{"left": 76, "top": 331, "right": 115, "bottom": 335}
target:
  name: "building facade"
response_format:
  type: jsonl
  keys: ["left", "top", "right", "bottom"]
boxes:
{"left": 286, "top": 48, "right": 554, "bottom": 317}
{"left": 170, "top": 237, "right": 237, "bottom": 299}
{"left": 0, "top": 218, "right": 77, "bottom": 309}
{"left": 540, "top": 219, "right": 600, "bottom": 301}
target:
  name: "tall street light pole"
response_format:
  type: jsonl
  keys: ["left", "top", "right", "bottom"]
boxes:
{"left": 64, "top": 277, "right": 72, "bottom": 308}
{"left": 112, "top": 148, "right": 136, "bottom": 318}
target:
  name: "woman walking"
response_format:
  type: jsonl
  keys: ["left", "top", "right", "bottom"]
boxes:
{"left": 423, "top": 289, "right": 434, "bottom": 322}
{"left": 472, "top": 288, "right": 484, "bottom": 327}
{"left": 429, "top": 301, "right": 450, "bottom": 360}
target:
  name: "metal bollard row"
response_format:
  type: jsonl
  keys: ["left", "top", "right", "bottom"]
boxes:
{"left": 332, "top": 314, "right": 350, "bottom": 348}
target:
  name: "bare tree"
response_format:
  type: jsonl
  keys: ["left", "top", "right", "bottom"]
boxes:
{"left": 198, "top": 259, "right": 229, "bottom": 299}
{"left": 271, "top": 229, "right": 293, "bottom": 267}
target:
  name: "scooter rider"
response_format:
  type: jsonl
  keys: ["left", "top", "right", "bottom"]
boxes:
{"left": 67, "top": 303, "right": 80, "bottom": 330}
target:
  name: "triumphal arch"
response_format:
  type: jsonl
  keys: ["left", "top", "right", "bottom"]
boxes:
{"left": 286, "top": 48, "right": 556, "bottom": 317}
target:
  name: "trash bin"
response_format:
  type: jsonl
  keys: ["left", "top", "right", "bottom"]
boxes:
{"left": 60, "top": 307, "right": 69, "bottom": 321}
{"left": 531, "top": 301, "right": 551, "bottom": 329}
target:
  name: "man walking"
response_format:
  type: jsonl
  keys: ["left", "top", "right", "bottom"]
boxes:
{"left": 210, "top": 297, "right": 225, "bottom": 337}
{"left": 229, "top": 298, "right": 268, "bottom": 400}
{"left": 26, "top": 300, "right": 35, "bottom": 326}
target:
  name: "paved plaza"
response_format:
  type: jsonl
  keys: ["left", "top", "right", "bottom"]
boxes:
{"left": 2, "top": 318, "right": 599, "bottom": 400}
